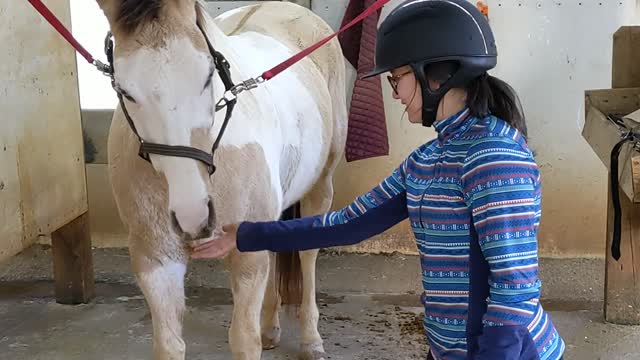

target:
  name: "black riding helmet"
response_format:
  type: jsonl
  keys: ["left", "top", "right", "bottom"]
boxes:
{"left": 363, "top": 0, "right": 498, "bottom": 126}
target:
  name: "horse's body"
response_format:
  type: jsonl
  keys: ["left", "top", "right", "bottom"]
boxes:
{"left": 101, "top": 0, "right": 347, "bottom": 358}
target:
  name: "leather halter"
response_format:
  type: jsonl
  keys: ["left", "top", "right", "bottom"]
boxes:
{"left": 102, "top": 22, "right": 236, "bottom": 175}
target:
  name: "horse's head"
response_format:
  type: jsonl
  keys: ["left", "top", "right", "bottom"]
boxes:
{"left": 98, "top": 0, "right": 220, "bottom": 241}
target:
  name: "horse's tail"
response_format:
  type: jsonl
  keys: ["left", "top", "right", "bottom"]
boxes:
{"left": 275, "top": 202, "right": 303, "bottom": 305}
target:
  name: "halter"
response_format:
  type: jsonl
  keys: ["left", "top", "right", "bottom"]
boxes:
{"left": 101, "top": 22, "right": 237, "bottom": 175}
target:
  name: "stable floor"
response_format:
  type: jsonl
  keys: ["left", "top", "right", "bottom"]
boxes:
{"left": 1, "top": 246, "right": 638, "bottom": 360}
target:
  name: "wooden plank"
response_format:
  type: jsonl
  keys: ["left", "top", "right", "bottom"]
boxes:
{"left": 51, "top": 212, "right": 95, "bottom": 304}
{"left": 613, "top": 26, "right": 640, "bottom": 88}
{"left": 582, "top": 101, "right": 627, "bottom": 169}
{"left": 604, "top": 176, "right": 640, "bottom": 324}
{"left": 583, "top": 88, "right": 640, "bottom": 202}
{"left": 585, "top": 88, "right": 640, "bottom": 116}
{"left": 0, "top": 139, "right": 24, "bottom": 264}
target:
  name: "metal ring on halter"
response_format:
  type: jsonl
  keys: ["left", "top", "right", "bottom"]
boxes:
{"left": 215, "top": 91, "right": 238, "bottom": 112}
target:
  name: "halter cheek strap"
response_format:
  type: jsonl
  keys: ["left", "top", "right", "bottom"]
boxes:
{"left": 103, "top": 21, "right": 236, "bottom": 176}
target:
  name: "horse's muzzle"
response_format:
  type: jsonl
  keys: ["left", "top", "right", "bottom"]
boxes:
{"left": 170, "top": 197, "right": 216, "bottom": 242}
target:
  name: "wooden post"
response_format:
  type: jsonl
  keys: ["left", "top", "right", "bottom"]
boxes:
{"left": 604, "top": 26, "right": 640, "bottom": 324}
{"left": 51, "top": 211, "right": 95, "bottom": 304}
{"left": 613, "top": 27, "right": 640, "bottom": 89}
{"left": 604, "top": 178, "right": 640, "bottom": 324}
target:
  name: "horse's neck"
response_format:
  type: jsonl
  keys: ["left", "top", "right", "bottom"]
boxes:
{"left": 200, "top": 12, "right": 255, "bottom": 111}
{"left": 199, "top": 14, "right": 265, "bottom": 148}
{"left": 199, "top": 13, "right": 247, "bottom": 84}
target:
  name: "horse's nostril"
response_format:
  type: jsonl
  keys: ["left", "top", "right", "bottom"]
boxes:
{"left": 207, "top": 198, "right": 215, "bottom": 227}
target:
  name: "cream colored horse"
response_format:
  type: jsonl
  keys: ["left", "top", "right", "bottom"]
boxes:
{"left": 98, "top": 0, "right": 347, "bottom": 359}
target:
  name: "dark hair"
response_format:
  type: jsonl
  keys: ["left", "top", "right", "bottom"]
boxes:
{"left": 117, "top": 0, "right": 163, "bottom": 35}
{"left": 465, "top": 73, "right": 528, "bottom": 140}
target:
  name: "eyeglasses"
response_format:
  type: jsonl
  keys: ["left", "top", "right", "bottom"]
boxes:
{"left": 387, "top": 70, "right": 413, "bottom": 94}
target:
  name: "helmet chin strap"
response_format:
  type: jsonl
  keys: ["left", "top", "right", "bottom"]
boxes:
{"left": 421, "top": 92, "right": 446, "bottom": 127}
{"left": 417, "top": 78, "right": 454, "bottom": 127}
{"left": 412, "top": 61, "right": 484, "bottom": 127}
{"left": 411, "top": 62, "right": 457, "bottom": 127}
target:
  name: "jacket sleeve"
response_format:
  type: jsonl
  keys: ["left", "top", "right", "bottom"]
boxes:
{"left": 461, "top": 136, "right": 542, "bottom": 360}
{"left": 236, "top": 161, "right": 409, "bottom": 252}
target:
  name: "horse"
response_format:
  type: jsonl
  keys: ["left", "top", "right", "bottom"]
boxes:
{"left": 97, "top": 0, "right": 348, "bottom": 359}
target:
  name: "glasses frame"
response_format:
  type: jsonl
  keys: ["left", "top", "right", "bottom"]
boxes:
{"left": 387, "top": 70, "right": 413, "bottom": 94}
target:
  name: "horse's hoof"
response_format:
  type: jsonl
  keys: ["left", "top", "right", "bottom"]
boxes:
{"left": 261, "top": 326, "right": 281, "bottom": 350}
{"left": 298, "top": 343, "right": 326, "bottom": 360}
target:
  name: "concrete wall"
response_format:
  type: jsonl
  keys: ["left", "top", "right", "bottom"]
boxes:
{"left": 1, "top": 0, "right": 87, "bottom": 263}
{"left": 79, "top": 0, "right": 639, "bottom": 258}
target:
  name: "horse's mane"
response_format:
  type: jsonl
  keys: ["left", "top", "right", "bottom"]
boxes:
{"left": 114, "top": 0, "right": 210, "bottom": 37}
{"left": 116, "top": 0, "right": 163, "bottom": 35}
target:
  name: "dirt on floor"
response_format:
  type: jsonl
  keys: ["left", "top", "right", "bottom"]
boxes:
{"left": 1, "top": 245, "right": 638, "bottom": 360}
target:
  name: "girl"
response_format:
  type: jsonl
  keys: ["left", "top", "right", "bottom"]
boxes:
{"left": 192, "top": 1, "right": 565, "bottom": 359}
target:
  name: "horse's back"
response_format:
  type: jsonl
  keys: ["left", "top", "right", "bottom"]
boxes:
{"left": 212, "top": 2, "right": 347, "bottom": 206}
{"left": 214, "top": 2, "right": 343, "bottom": 93}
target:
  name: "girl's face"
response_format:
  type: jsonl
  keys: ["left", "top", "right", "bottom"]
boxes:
{"left": 388, "top": 65, "right": 465, "bottom": 124}
{"left": 388, "top": 66, "right": 425, "bottom": 123}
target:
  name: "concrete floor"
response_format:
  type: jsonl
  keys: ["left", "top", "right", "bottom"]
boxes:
{"left": 0, "top": 245, "right": 639, "bottom": 359}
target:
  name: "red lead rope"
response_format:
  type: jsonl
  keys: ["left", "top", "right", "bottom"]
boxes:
{"left": 27, "top": 0, "right": 96, "bottom": 65}
{"left": 27, "top": 0, "right": 391, "bottom": 97}
{"left": 261, "top": 0, "right": 391, "bottom": 81}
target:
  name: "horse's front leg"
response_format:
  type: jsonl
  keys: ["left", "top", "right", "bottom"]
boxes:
{"left": 131, "top": 239, "right": 187, "bottom": 360}
{"left": 261, "top": 252, "right": 281, "bottom": 349}
{"left": 298, "top": 249, "right": 325, "bottom": 360}
{"left": 227, "top": 250, "right": 270, "bottom": 360}
{"left": 297, "top": 175, "right": 335, "bottom": 360}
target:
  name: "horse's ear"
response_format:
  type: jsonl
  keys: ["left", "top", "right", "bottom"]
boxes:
{"left": 194, "top": 1, "right": 207, "bottom": 26}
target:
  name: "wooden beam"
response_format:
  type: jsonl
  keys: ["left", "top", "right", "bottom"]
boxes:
{"left": 585, "top": 88, "right": 640, "bottom": 116}
{"left": 583, "top": 88, "right": 640, "bottom": 202}
{"left": 51, "top": 212, "right": 95, "bottom": 304}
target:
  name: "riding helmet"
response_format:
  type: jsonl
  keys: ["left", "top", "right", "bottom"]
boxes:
{"left": 363, "top": 0, "right": 498, "bottom": 126}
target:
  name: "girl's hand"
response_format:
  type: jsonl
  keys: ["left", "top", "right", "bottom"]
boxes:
{"left": 190, "top": 224, "right": 239, "bottom": 259}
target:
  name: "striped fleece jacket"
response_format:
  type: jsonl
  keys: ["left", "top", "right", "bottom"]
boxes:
{"left": 237, "top": 108, "right": 565, "bottom": 360}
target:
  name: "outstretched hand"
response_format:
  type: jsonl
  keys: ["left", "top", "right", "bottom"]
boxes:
{"left": 190, "top": 224, "right": 239, "bottom": 259}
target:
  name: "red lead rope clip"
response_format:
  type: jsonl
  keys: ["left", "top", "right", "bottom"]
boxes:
{"left": 214, "top": 76, "right": 265, "bottom": 112}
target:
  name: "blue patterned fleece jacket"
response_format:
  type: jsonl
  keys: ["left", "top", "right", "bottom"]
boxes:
{"left": 236, "top": 108, "right": 565, "bottom": 360}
